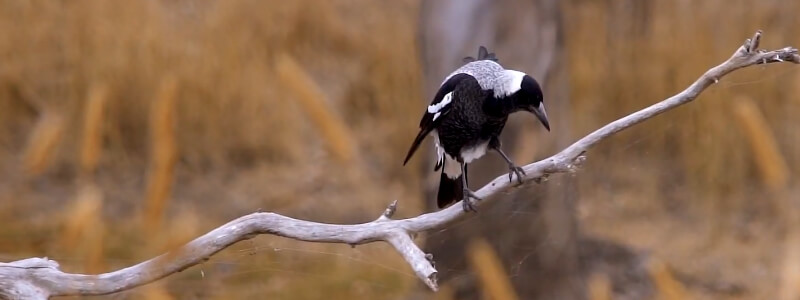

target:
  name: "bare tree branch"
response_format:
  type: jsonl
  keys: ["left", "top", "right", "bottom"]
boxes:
{"left": 0, "top": 31, "right": 797, "bottom": 300}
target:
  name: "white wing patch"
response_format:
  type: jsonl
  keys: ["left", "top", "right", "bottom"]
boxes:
{"left": 427, "top": 92, "right": 453, "bottom": 116}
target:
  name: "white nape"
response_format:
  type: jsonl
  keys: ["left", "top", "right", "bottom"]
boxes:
{"left": 427, "top": 92, "right": 453, "bottom": 115}
{"left": 495, "top": 70, "right": 526, "bottom": 98}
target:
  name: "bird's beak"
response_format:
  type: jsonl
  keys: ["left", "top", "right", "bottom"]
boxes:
{"left": 531, "top": 102, "right": 550, "bottom": 131}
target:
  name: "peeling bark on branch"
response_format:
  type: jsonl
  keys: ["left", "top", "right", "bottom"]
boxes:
{"left": 0, "top": 31, "right": 797, "bottom": 299}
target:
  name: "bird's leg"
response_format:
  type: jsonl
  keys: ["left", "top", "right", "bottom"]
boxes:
{"left": 494, "top": 148, "right": 525, "bottom": 184}
{"left": 460, "top": 162, "right": 481, "bottom": 212}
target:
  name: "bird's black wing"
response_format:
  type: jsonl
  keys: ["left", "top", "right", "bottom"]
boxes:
{"left": 403, "top": 73, "right": 474, "bottom": 165}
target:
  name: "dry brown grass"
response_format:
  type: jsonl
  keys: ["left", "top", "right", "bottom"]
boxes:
{"left": 780, "top": 233, "right": 800, "bottom": 300}
{"left": 21, "top": 112, "right": 64, "bottom": 177}
{"left": 566, "top": 1, "right": 799, "bottom": 299}
{"left": 60, "top": 183, "right": 106, "bottom": 274}
{"left": 732, "top": 96, "right": 789, "bottom": 190}
{"left": 587, "top": 272, "right": 612, "bottom": 300}
{"left": 1, "top": 0, "right": 799, "bottom": 299}
{"left": 79, "top": 84, "right": 108, "bottom": 175}
{"left": 142, "top": 76, "right": 179, "bottom": 235}
{"left": 467, "top": 238, "right": 519, "bottom": 300}
{"left": 647, "top": 259, "right": 687, "bottom": 300}
{"left": 0, "top": 1, "right": 421, "bottom": 299}
{"left": 275, "top": 53, "right": 357, "bottom": 164}
{"left": 565, "top": 0, "right": 799, "bottom": 199}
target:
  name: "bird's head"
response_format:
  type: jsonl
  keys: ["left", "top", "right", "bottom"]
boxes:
{"left": 505, "top": 71, "right": 549, "bottom": 131}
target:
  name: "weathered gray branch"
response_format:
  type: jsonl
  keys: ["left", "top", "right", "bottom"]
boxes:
{"left": 0, "top": 31, "right": 797, "bottom": 299}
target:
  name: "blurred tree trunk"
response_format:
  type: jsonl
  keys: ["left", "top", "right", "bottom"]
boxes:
{"left": 418, "top": 0, "right": 582, "bottom": 299}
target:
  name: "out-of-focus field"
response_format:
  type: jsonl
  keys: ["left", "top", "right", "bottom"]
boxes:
{"left": 0, "top": 1, "right": 423, "bottom": 298}
{"left": 567, "top": 1, "right": 800, "bottom": 299}
{"left": 0, "top": 0, "right": 798, "bottom": 299}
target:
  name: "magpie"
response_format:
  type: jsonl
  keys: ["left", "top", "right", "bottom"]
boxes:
{"left": 404, "top": 46, "right": 550, "bottom": 212}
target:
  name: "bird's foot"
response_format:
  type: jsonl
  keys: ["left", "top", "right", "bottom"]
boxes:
{"left": 461, "top": 189, "right": 482, "bottom": 212}
{"left": 507, "top": 164, "right": 526, "bottom": 184}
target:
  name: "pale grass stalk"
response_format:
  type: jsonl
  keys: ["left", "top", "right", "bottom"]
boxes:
{"left": 467, "top": 238, "right": 519, "bottom": 300}
{"left": 646, "top": 259, "right": 687, "bottom": 300}
{"left": 60, "top": 184, "right": 106, "bottom": 273}
{"left": 60, "top": 185, "right": 102, "bottom": 249}
{"left": 588, "top": 272, "right": 612, "bottom": 300}
{"left": 79, "top": 84, "right": 108, "bottom": 175}
{"left": 21, "top": 113, "right": 64, "bottom": 176}
{"left": 732, "top": 96, "right": 789, "bottom": 189}
{"left": 84, "top": 223, "right": 106, "bottom": 274}
{"left": 275, "top": 54, "right": 357, "bottom": 163}
{"left": 731, "top": 97, "right": 800, "bottom": 299}
{"left": 142, "top": 77, "right": 179, "bottom": 235}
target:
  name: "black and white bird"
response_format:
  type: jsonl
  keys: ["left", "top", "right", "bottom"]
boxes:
{"left": 403, "top": 46, "right": 550, "bottom": 212}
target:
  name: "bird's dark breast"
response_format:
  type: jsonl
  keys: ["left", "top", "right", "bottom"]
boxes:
{"left": 436, "top": 81, "right": 507, "bottom": 158}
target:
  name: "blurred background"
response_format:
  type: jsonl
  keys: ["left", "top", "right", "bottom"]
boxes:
{"left": 0, "top": 0, "right": 798, "bottom": 299}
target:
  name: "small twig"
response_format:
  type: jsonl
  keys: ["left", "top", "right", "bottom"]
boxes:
{"left": 380, "top": 200, "right": 399, "bottom": 219}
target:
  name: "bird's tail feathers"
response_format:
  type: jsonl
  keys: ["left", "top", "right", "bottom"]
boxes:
{"left": 437, "top": 172, "right": 464, "bottom": 209}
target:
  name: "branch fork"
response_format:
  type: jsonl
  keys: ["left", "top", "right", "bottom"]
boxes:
{"left": 0, "top": 31, "right": 797, "bottom": 299}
